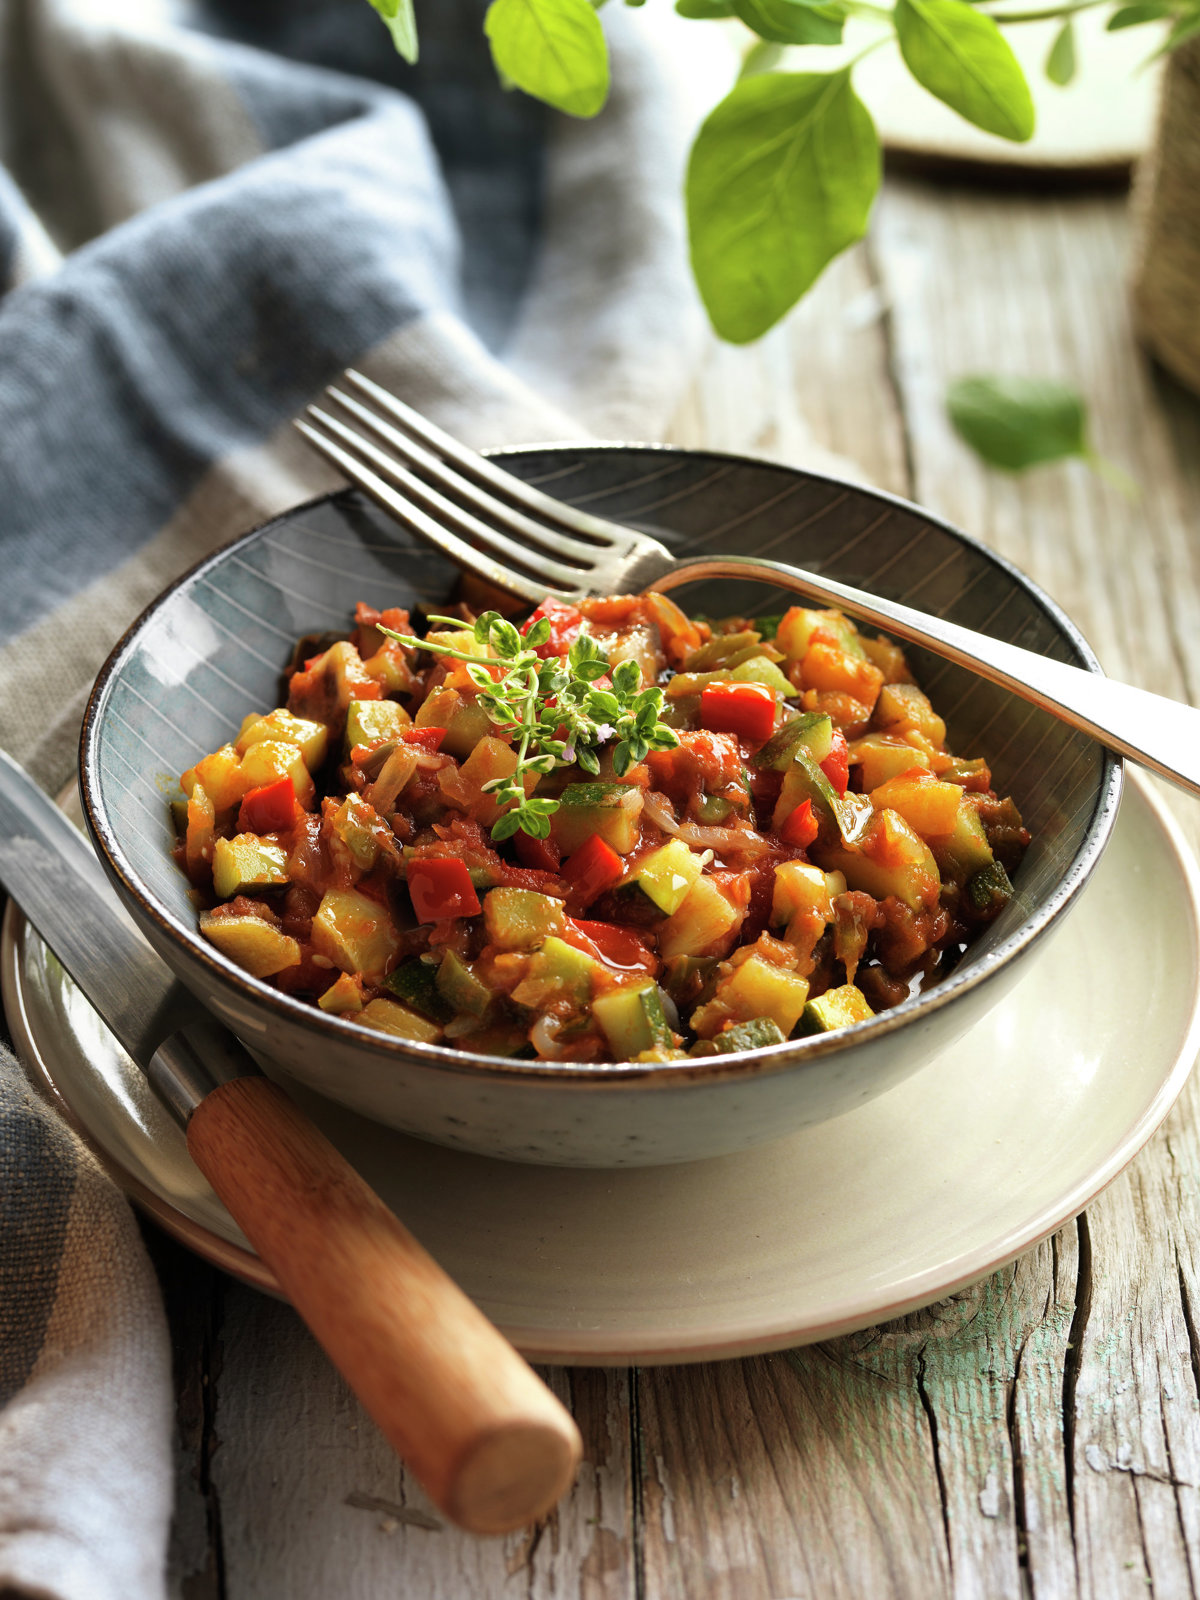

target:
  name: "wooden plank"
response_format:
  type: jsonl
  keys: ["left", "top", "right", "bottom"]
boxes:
{"left": 867, "top": 176, "right": 1200, "bottom": 1599}
{"left": 209, "top": 1285, "right": 636, "bottom": 1599}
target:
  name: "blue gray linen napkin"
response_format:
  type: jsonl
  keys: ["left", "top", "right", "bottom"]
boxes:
{"left": 0, "top": 3, "right": 728, "bottom": 1593}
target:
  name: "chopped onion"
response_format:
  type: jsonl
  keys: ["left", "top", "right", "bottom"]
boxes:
{"left": 531, "top": 1014, "right": 572, "bottom": 1060}
{"left": 676, "top": 822, "right": 769, "bottom": 854}
{"left": 641, "top": 790, "right": 680, "bottom": 835}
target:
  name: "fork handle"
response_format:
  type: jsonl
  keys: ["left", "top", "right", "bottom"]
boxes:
{"left": 653, "top": 555, "right": 1200, "bottom": 801}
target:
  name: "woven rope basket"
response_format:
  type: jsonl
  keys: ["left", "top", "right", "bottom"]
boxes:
{"left": 1131, "top": 39, "right": 1200, "bottom": 396}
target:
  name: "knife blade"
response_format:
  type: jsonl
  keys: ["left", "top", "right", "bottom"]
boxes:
{"left": 0, "top": 747, "right": 249, "bottom": 1115}
{"left": 0, "top": 746, "right": 581, "bottom": 1531}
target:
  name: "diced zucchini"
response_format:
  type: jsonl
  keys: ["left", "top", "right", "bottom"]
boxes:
{"left": 239, "top": 740, "right": 315, "bottom": 807}
{"left": 622, "top": 839, "right": 708, "bottom": 917}
{"left": 661, "top": 954, "right": 720, "bottom": 1010}
{"left": 777, "top": 606, "right": 866, "bottom": 663}
{"left": 311, "top": 887, "right": 402, "bottom": 981}
{"left": 592, "top": 982, "right": 673, "bottom": 1060}
{"left": 693, "top": 955, "right": 810, "bottom": 1039}
{"left": 700, "top": 1018, "right": 787, "bottom": 1054}
{"left": 329, "top": 793, "right": 383, "bottom": 874}
{"left": 357, "top": 997, "right": 443, "bottom": 1044}
{"left": 849, "top": 734, "right": 932, "bottom": 791}
{"left": 345, "top": 698, "right": 411, "bottom": 753}
{"left": 435, "top": 949, "right": 496, "bottom": 1017}
{"left": 438, "top": 736, "right": 532, "bottom": 827}
{"left": 797, "top": 639, "right": 884, "bottom": 709}
{"left": 185, "top": 783, "right": 216, "bottom": 879}
{"left": 667, "top": 658, "right": 792, "bottom": 699}
{"left": 386, "top": 957, "right": 453, "bottom": 1021}
{"left": 800, "top": 983, "right": 875, "bottom": 1034}
{"left": 424, "top": 629, "right": 489, "bottom": 659}
{"left": 752, "top": 713, "right": 834, "bottom": 772}
{"left": 873, "top": 683, "right": 946, "bottom": 746}
{"left": 441, "top": 697, "right": 498, "bottom": 760}
{"left": 694, "top": 794, "right": 734, "bottom": 824}
{"left": 198, "top": 912, "right": 300, "bottom": 978}
{"left": 181, "top": 744, "right": 243, "bottom": 814}
{"left": 236, "top": 708, "right": 328, "bottom": 772}
{"left": 818, "top": 810, "right": 941, "bottom": 912}
{"left": 967, "top": 860, "right": 1015, "bottom": 916}
{"left": 869, "top": 774, "right": 963, "bottom": 838}
{"left": 927, "top": 800, "right": 994, "bottom": 882}
{"left": 658, "top": 876, "right": 744, "bottom": 960}
{"left": 318, "top": 972, "right": 365, "bottom": 1015}
{"left": 483, "top": 887, "right": 564, "bottom": 951}
{"left": 550, "top": 782, "right": 644, "bottom": 856}
{"left": 773, "top": 751, "right": 874, "bottom": 846}
{"left": 212, "top": 834, "right": 290, "bottom": 900}
{"left": 771, "top": 861, "right": 843, "bottom": 927}
{"left": 682, "top": 630, "right": 762, "bottom": 671}
{"left": 515, "top": 936, "right": 598, "bottom": 1008}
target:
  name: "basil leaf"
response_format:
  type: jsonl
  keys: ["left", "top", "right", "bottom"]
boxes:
{"left": 677, "top": 0, "right": 735, "bottom": 13}
{"left": 1106, "top": 1, "right": 1171, "bottom": 25}
{"left": 946, "top": 375, "right": 1088, "bottom": 471}
{"left": 484, "top": 0, "right": 609, "bottom": 118}
{"left": 687, "top": 70, "right": 880, "bottom": 344}
{"left": 732, "top": 0, "right": 845, "bottom": 45}
{"left": 368, "top": 0, "right": 418, "bottom": 62}
{"left": 1045, "top": 18, "right": 1075, "bottom": 85}
{"left": 894, "top": 0, "right": 1035, "bottom": 142}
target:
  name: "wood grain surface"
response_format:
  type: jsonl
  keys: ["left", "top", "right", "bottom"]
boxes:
{"left": 157, "top": 176, "right": 1200, "bottom": 1599}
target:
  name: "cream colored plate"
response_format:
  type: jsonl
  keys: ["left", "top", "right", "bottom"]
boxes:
{"left": 5, "top": 772, "right": 1199, "bottom": 1364}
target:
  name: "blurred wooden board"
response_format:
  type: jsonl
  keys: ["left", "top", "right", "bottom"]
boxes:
{"left": 788, "top": 13, "right": 1165, "bottom": 173}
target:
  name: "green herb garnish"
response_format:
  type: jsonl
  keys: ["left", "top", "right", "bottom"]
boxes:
{"left": 382, "top": 612, "right": 679, "bottom": 842}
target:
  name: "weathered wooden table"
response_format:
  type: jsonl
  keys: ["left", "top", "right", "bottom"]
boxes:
{"left": 155, "top": 173, "right": 1200, "bottom": 1599}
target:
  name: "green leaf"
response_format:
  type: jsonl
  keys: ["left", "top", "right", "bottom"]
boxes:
{"left": 894, "top": 0, "right": 1035, "bottom": 141}
{"left": 1106, "top": 1, "right": 1171, "bottom": 26}
{"left": 686, "top": 70, "right": 880, "bottom": 344}
{"left": 484, "top": 0, "right": 609, "bottom": 118}
{"left": 732, "top": 0, "right": 845, "bottom": 45}
{"left": 1045, "top": 17, "right": 1075, "bottom": 85}
{"left": 676, "top": 0, "right": 735, "bottom": 13}
{"left": 368, "top": 0, "right": 418, "bottom": 61}
{"left": 1161, "top": 8, "right": 1200, "bottom": 50}
{"left": 946, "top": 375, "right": 1088, "bottom": 471}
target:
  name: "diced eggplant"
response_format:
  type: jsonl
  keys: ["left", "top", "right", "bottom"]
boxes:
{"left": 357, "top": 997, "right": 443, "bottom": 1044}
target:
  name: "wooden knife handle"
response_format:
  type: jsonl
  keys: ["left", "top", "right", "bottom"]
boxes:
{"left": 185, "top": 1075, "right": 581, "bottom": 1534}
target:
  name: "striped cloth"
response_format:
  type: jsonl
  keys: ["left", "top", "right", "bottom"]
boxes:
{"left": 0, "top": 3, "right": 728, "bottom": 1594}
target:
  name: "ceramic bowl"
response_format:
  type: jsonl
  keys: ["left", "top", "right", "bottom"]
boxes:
{"left": 80, "top": 446, "right": 1122, "bottom": 1167}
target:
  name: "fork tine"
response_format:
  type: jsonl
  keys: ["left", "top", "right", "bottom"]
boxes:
{"left": 306, "top": 406, "right": 592, "bottom": 591}
{"left": 293, "top": 419, "right": 577, "bottom": 606}
{"left": 325, "top": 386, "right": 604, "bottom": 566}
{"left": 343, "top": 370, "right": 632, "bottom": 548}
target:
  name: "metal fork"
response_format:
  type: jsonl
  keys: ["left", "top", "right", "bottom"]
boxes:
{"left": 296, "top": 371, "right": 1200, "bottom": 802}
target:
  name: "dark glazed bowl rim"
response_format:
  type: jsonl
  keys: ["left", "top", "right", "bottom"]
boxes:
{"left": 80, "top": 443, "right": 1124, "bottom": 1090}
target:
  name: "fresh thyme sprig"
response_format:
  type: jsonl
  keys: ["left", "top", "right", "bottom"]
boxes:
{"left": 380, "top": 611, "right": 680, "bottom": 842}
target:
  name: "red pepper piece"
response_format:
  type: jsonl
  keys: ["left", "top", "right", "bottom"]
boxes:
{"left": 237, "top": 775, "right": 296, "bottom": 834}
{"left": 778, "top": 798, "right": 819, "bottom": 848}
{"left": 562, "top": 916, "right": 657, "bottom": 974}
{"left": 406, "top": 857, "right": 481, "bottom": 923}
{"left": 820, "top": 728, "right": 850, "bottom": 797}
{"left": 561, "top": 834, "right": 624, "bottom": 905}
{"left": 521, "top": 596, "right": 584, "bottom": 659}
{"left": 402, "top": 727, "right": 446, "bottom": 753}
{"left": 514, "top": 831, "right": 562, "bottom": 874}
{"left": 698, "top": 681, "right": 777, "bottom": 746}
